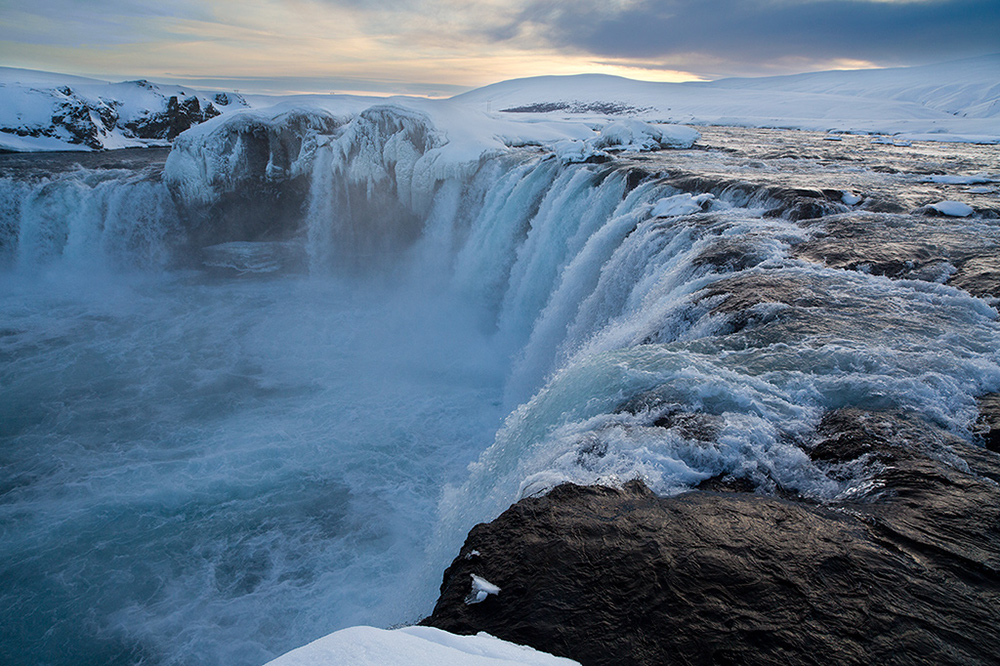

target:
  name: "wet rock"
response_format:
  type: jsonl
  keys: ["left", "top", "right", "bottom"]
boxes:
{"left": 975, "top": 393, "right": 1000, "bottom": 453}
{"left": 660, "top": 172, "right": 846, "bottom": 221}
{"left": 791, "top": 213, "right": 1000, "bottom": 298}
{"left": 949, "top": 255, "right": 1000, "bottom": 300}
{"left": 699, "top": 272, "right": 826, "bottom": 313}
{"left": 693, "top": 237, "right": 770, "bottom": 272}
{"left": 423, "top": 409, "right": 1000, "bottom": 666}
{"left": 793, "top": 214, "right": 951, "bottom": 280}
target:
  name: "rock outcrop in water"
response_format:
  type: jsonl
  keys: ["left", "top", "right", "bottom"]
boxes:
{"left": 163, "top": 105, "right": 445, "bottom": 266}
{"left": 423, "top": 408, "right": 1000, "bottom": 666}
{"left": 164, "top": 109, "right": 342, "bottom": 252}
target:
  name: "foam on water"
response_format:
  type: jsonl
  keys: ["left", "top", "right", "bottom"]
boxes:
{"left": 2, "top": 121, "right": 999, "bottom": 666}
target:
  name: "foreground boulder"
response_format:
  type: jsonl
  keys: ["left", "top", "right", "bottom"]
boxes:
{"left": 423, "top": 408, "right": 1000, "bottom": 666}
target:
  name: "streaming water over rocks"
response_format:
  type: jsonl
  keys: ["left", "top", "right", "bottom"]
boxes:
{"left": 1, "top": 120, "right": 999, "bottom": 666}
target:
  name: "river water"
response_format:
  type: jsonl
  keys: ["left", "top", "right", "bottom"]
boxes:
{"left": 1, "top": 127, "right": 998, "bottom": 666}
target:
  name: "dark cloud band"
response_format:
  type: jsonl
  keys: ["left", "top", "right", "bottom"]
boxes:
{"left": 503, "top": 0, "right": 1000, "bottom": 74}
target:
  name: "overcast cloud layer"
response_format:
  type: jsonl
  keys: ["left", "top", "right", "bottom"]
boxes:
{"left": 501, "top": 0, "right": 1000, "bottom": 76}
{"left": 1, "top": 0, "right": 997, "bottom": 93}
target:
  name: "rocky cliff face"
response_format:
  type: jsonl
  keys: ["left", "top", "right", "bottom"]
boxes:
{"left": 0, "top": 72, "right": 246, "bottom": 151}
{"left": 423, "top": 408, "right": 1000, "bottom": 666}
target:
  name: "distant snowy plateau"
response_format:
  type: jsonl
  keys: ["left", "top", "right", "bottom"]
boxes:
{"left": 1, "top": 54, "right": 998, "bottom": 156}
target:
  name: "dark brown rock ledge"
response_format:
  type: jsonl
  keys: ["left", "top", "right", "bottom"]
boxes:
{"left": 422, "top": 409, "right": 1000, "bottom": 666}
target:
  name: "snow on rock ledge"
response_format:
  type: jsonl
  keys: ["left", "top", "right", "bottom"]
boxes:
{"left": 165, "top": 108, "right": 343, "bottom": 208}
{"left": 550, "top": 119, "right": 699, "bottom": 163}
{"left": 589, "top": 119, "right": 700, "bottom": 152}
{"left": 262, "top": 626, "right": 580, "bottom": 666}
{"left": 927, "top": 200, "right": 975, "bottom": 217}
{"left": 163, "top": 108, "right": 343, "bottom": 248}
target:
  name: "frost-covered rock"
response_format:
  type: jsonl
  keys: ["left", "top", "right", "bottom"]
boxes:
{"left": 162, "top": 103, "right": 454, "bottom": 261}
{"left": 550, "top": 139, "right": 604, "bottom": 164}
{"left": 587, "top": 119, "right": 699, "bottom": 152}
{"left": 164, "top": 108, "right": 342, "bottom": 249}
{"left": 165, "top": 108, "right": 341, "bottom": 207}
{"left": 650, "top": 193, "right": 715, "bottom": 217}
{"left": 841, "top": 191, "right": 863, "bottom": 205}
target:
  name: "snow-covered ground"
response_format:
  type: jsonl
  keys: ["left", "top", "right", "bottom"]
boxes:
{"left": 3, "top": 54, "right": 998, "bottom": 154}
{"left": 455, "top": 54, "right": 1000, "bottom": 144}
{"left": 261, "top": 626, "right": 579, "bottom": 666}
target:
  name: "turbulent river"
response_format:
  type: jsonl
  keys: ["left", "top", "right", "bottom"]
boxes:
{"left": 1, "top": 123, "right": 999, "bottom": 666}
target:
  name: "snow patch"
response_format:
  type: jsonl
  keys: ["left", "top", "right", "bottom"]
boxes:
{"left": 262, "top": 626, "right": 579, "bottom": 666}
{"left": 466, "top": 574, "right": 502, "bottom": 604}
{"left": 651, "top": 193, "right": 715, "bottom": 217}
{"left": 841, "top": 191, "right": 863, "bottom": 206}
{"left": 922, "top": 173, "right": 998, "bottom": 185}
{"left": 928, "top": 201, "right": 974, "bottom": 217}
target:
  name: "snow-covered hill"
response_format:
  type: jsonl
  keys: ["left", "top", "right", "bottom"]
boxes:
{"left": 0, "top": 68, "right": 249, "bottom": 152}
{"left": 3, "top": 55, "right": 998, "bottom": 153}
{"left": 707, "top": 55, "right": 1000, "bottom": 119}
{"left": 453, "top": 54, "right": 1000, "bottom": 143}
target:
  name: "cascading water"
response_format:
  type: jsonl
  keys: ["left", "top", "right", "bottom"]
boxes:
{"left": 1, "top": 166, "right": 179, "bottom": 272}
{"left": 2, "top": 116, "right": 999, "bottom": 666}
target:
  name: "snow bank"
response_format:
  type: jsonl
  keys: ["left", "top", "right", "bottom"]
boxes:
{"left": 262, "top": 626, "right": 580, "bottom": 666}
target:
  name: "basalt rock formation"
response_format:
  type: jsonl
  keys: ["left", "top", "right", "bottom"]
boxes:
{"left": 423, "top": 408, "right": 1000, "bottom": 666}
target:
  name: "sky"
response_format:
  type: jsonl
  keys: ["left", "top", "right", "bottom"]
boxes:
{"left": 1, "top": 0, "right": 998, "bottom": 96}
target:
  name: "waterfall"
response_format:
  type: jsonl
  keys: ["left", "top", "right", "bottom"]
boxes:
{"left": 2, "top": 112, "right": 999, "bottom": 666}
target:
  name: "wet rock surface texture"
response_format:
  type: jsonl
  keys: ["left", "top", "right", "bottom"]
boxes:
{"left": 423, "top": 408, "right": 1000, "bottom": 666}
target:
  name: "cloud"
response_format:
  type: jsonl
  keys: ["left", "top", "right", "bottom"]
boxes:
{"left": 1, "top": 0, "right": 994, "bottom": 89}
{"left": 497, "top": 0, "right": 1000, "bottom": 75}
